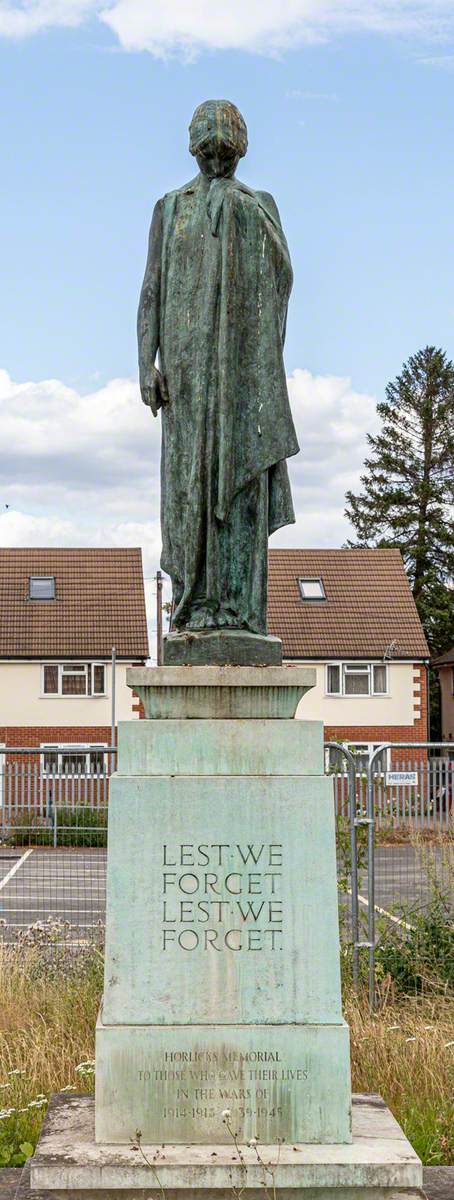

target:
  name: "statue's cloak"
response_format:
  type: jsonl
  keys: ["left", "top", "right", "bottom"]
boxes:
{"left": 140, "top": 172, "right": 299, "bottom": 629}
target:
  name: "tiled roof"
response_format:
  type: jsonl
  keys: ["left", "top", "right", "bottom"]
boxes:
{"left": 0, "top": 548, "right": 149, "bottom": 659}
{"left": 432, "top": 646, "right": 454, "bottom": 666}
{"left": 268, "top": 548, "right": 429, "bottom": 660}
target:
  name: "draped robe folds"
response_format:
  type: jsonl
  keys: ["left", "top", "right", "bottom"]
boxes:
{"left": 138, "top": 172, "right": 299, "bottom": 634}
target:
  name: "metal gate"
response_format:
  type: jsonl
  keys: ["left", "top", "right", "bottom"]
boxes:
{"left": 328, "top": 740, "right": 454, "bottom": 1010}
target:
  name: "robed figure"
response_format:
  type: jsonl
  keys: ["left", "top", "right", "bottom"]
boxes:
{"left": 138, "top": 100, "right": 299, "bottom": 640}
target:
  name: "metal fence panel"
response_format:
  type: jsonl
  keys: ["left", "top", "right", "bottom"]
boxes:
{"left": 1, "top": 744, "right": 452, "bottom": 981}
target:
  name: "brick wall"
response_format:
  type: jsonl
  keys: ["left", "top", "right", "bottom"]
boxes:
{"left": 0, "top": 725, "right": 112, "bottom": 755}
{"left": 130, "top": 662, "right": 145, "bottom": 718}
{"left": 0, "top": 725, "right": 112, "bottom": 745}
{"left": 0, "top": 726, "right": 114, "bottom": 808}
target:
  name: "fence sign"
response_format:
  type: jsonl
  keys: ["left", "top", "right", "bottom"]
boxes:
{"left": 386, "top": 770, "right": 418, "bottom": 786}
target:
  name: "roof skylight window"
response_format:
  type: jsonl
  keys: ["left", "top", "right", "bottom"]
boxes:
{"left": 29, "top": 576, "right": 56, "bottom": 601}
{"left": 298, "top": 577, "right": 326, "bottom": 601}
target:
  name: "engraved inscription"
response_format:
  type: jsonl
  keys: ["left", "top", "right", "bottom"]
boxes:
{"left": 162, "top": 842, "right": 284, "bottom": 952}
{"left": 137, "top": 1049, "right": 309, "bottom": 1125}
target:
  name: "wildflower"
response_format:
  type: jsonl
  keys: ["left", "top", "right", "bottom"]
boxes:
{"left": 0, "top": 1107, "right": 15, "bottom": 1120}
{"left": 405, "top": 1037, "right": 417, "bottom": 1043}
{"left": 387, "top": 1025, "right": 400, "bottom": 1031}
{"left": 8, "top": 1068, "right": 25, "bottom": 1077}
{"left": 444, "top": 1041, "right": 454, "bottom": 1048}
{"left": 221, "top": 1109, "right": 231, "bottom": 1120}
{"left": 248, "top": 1137, "right": 258, "bottom": 1147}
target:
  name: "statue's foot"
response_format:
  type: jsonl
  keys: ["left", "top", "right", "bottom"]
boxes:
{"left": 184, "top": 604, "right": 244, "bottom": 632}
{"left": 184, "top": 609, "right": 218, "bottom": 631}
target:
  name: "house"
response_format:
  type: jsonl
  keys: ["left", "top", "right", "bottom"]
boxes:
{"left": 432, "top": 646, "right": 454, "bottom": 748}
{"left": 268, "top": 548, "right": 430, "bottom": 768}
{"left": 0, "top": 548, "right": 149, "bottom": 787}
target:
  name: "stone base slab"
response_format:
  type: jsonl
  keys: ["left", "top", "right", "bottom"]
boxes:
{"left": 163, "top": 630, "right": 283, "bottom": 666}
{"left": 95, "top": 1018, "right": 352, "bottom": 1144}
{"left": 30, "top": 1094, "right": 423, "bottom": 1199}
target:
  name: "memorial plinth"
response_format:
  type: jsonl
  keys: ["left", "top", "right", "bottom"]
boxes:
{"left": 95, "top": 666, "right": 351, "bottom": 1145}
{"left": 29, "top": 663, "right": 424, "bottom": 1200}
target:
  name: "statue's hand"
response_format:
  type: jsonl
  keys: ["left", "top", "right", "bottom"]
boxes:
{"left": 140, "top": 365, "right": 169, "bottom": 416}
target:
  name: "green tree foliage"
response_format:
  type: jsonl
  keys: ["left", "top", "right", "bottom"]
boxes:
{"left": 345, "top": 347, "right": 454, "bottom": 658}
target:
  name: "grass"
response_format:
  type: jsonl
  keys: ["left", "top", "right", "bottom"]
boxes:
{"left": 0, "top": 928, "right": 453, "bottom": 1168}
{"left": 346, "top": 988, "right": 454, "bottom": 1165}
{"left": 375, "top": 823, "right": 454, "bottom": 846}
{"left": 0, "top": 936, "right": 101, "bottom": 1165}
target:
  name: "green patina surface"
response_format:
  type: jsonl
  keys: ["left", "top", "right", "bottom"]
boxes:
{"left": 97, "top": 698, "right": 352, "bottom": 1145}
{"left": 117, "top": 717, "right": 324, "bottom": 776}
{"left": 102, "top": 770, "right": 343, "bottom": 1027}
{"left": 96, "top": 1019, "right": 351, "bottom": 1146}
{"left": 126, "top": 665, "right": 316, "bottom": 718}
{"left": 138, "top": 99, "right": 298, "bottom": 643}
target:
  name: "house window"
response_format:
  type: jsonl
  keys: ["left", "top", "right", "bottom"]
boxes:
{"left": 62, "top": 664, "right": 87, "bottom": 695}
{"left": 298, "top": 577, "right": 326, "bottom": 600}
{"left": 43, "top": 664, "right": 59, "bottom": 694}
{"left": 42, "top": 744, "right": 107, "bottom": 776}
{"left": 327, "top": 664, "right": 341, "bottom": 695}
{"left": 326, "top": 662, "right": 388, "bottom": 696}
{"left": 325, "top": 742, "right": 387, "bottom": 774}
{"left": 29, "top": 576, "right": 55, "bottom": 600}
{"left": 42, "top": 663, "right": 106, "bottom": 696}
{"left": 325, "top": 743, "right": 345, "bottom": 772}
{"left": 346, "top": 743, "right": 388, "bottom": 774}
{"left": 373, "top": 664, "right": 387, "bottom": 694}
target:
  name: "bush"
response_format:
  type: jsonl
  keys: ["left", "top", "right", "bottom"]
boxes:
{"left": 2, "top": 806, "right": 107, "bottom": 849}
{"left": 376, "top": 888, "right": 454, "bottom": 994}
{"left": 55, "top": 806, "right": 107, "bottom": 848}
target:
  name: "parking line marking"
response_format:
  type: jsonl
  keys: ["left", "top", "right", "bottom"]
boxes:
{"left": 348, "top": 887, "right": 414, "bottom": 931}
{"left": 0, "top": 848, "right": 33, "bottom": 892}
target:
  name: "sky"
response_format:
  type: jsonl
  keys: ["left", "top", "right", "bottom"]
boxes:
{"left": 1, "top": 1, "right": 454, "bottom": 641}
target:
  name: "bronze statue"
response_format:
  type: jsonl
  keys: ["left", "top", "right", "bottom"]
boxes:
{"left": 138, "top": 100, "right": 298, "bottom": 663}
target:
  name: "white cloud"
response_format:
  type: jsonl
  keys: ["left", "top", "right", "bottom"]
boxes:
{"left": 0, "top": 361, "right": 377, "bottom": 562}
{"left": 283, "top": 367, "right": 378, "bottom": 548}
{"left": 0, "top": 0, "right": 97, "bottom": 37}
{"left": 0, "top": 363, "right": 378, "bottom": 655}
{"left": 0, "top": 367, "right": 161, "bottom": 569}
{"left": 1, "top": 0, "right": 454, "bottom": 51}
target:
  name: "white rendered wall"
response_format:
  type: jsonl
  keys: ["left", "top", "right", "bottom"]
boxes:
{"left": 0, "top": 662, "right": 138, "bottom": 727}
{"left": 293, "top": 661, "right": 418, "bottom": 727}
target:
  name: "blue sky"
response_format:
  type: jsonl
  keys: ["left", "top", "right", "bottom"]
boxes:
{"left": 0, "top": 1, "right": 453, "bottom": 637}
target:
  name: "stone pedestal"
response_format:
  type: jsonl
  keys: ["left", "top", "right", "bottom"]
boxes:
{"left": 30, "top": 1093, "right": 424, "bottom": 1200}
{"left": 29, "top": 665, "right": 424, "bottom": 1200}
{"left": 95, "top": 666, "right": 351, "bottom": 1145}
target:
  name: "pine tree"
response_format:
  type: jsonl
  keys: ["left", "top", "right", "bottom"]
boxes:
{"left": 345, "top": 346, "right": 454, "bottom": 657}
